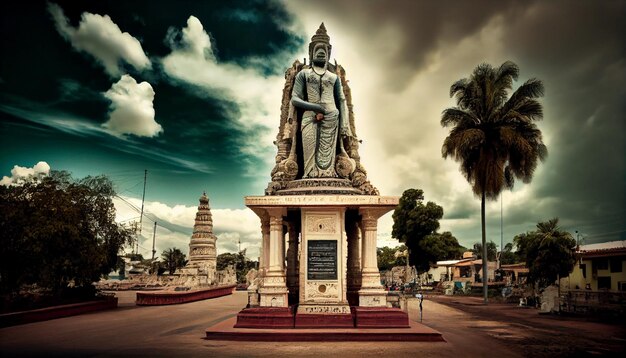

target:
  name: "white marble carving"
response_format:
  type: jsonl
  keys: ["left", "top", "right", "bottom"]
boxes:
{"left": 306, "top": 215, "right": 336, "bottom": 234}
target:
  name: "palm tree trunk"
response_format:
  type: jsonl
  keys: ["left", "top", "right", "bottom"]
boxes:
{"left": 481, "top": 190, "right": 488, "bottom": 304}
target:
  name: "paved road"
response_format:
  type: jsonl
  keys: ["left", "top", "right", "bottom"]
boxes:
{"left": 0, "top": 291, "right": 550, "bottom": 357}
{"left": 429, "top": 295, "right": 626, "bottom": 357}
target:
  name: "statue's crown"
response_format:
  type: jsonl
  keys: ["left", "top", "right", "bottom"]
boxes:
{"left": 308, "top": 22, "right": 332, "bottom": 61}
{"left": 310, "top": 22, "right": 330, "bottom": 45}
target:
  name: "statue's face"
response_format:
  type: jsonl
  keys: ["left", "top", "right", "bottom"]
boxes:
{"left": 312, "top": 43, "right": 327, "bottom": 65}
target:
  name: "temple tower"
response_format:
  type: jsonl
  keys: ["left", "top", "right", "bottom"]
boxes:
{"left": 179, "top": 192, "right": 218, "bottom": 286}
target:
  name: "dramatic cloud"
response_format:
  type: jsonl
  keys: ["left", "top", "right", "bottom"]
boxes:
{"left": 113, "top": 195, "right": 262, "bottom": 259}
{"left": 48, "top": 3, "right": 151, "bottom": 77}
{"left": 283, "top": 1, "right": 625, "bottom": 247}
{"left": 0, "top": 161, "right": 50, "bottom": 186}
{"left": 102, "top": 75, "right": 162, "bottom": 137}
{"left": 161, "top": 16, "right": 286, "bottom": 176}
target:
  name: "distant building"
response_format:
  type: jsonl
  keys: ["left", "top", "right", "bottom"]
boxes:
{"left": 500, "top": 263, "right": 529, "bottom": 285}
{"left": 562, "top": 240, "right": 626, "bottom": 292}
{"left": 427, "top": 252, "right": 497, "bottom": 284}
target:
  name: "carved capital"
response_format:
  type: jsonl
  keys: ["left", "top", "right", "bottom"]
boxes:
{"left": 361, "top": 216, "right": 378, "bottom": 231}
{"left": 260, "top": 211, "right": 270, "bottom": 233}
{"left": 270, "top": 216, "right": 283, "bottom": 231}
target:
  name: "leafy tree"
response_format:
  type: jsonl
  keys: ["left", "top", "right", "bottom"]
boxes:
{"left": 471, "top": 241, "right": 498, "bottom": 261}
{"left": 499, "top": 242, "right": 517, "bottom": 265}
{"left": 419, "top": 232, "right": 465, "bottom": 271}
{"left": 392, "top": 189, "right": 445, "bottom": 273}
{"left": 441, "top": 61, "right": 547, "bottom": 303}
{"left": 116, "top": 256, "right": 126, "bottom": 279}
{"left": 515, "top": 218, "right": 576, "bottom": 289}
{"left": 217, "top": 250, "right": 257, "bottom": 283}
{"left": 0, "top": 171, "right": 132, "bottom": 294}
{"left": 161, "top": 248, "right": 187, "bottom": 274}
{"left": 377, "top": 245, "right": 407, "bottom": 271}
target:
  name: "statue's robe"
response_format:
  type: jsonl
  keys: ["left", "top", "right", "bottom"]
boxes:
{"left": 292, "top": 68, "right": 352, "bottom": 178}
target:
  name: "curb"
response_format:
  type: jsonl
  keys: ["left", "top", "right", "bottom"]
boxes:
{"left": 0, "top": 297, "right": 118, "bottom": 328}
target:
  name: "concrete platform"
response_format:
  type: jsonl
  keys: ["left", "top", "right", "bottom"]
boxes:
{"left": 206, "top": 316, "right": 445, "bottom": 342}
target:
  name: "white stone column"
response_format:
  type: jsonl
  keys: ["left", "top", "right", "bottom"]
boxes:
{"left": 358, "top": 208, "right": 388, "bottom": 307}
{"left": 259, "top": 207, "right": 288, "bottom": 307}
{"left": 259, "top": 211, "right": 270, "bottom": 277}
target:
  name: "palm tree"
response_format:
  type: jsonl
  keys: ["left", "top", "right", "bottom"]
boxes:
{"left": 527, "top": 218, "right": 576, "bottom": 289}
{"left": 441, "top": 61, "right": 547, "bottom": 304}
{"left": 161, "top": 247, "right": 187, "bottom": 274}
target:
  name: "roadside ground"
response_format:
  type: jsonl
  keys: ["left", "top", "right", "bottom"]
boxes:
{"left": 0, "top": 291, "right": 623, "bottom": 357}
{"left": 423, "top": 294, "right": 626, "bottom": 357}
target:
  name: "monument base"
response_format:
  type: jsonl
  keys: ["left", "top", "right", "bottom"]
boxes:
{"left": 354, "top": 307, "right": 410, "bottom": 328}
{"left": 358, "top": 288, "right": 388, "bottom": 307}
{"left": 294, "top": 312, "right": 353, "bottom": 328}
{"left": 234, "top": 305, "right": 409, "bottom": 329}
{"left": 234, "top": 307, "right": 294, "bottom": 329}
{"left": 208, "top": 316, "right": 445, "bottom": 342}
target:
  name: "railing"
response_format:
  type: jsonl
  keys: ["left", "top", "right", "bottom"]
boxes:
{"left": 560, "top": 289, "right": 626, "bottom": 315}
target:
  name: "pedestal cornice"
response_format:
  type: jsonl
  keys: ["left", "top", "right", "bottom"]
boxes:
{"left": 245, "top": 195, "right": 399, "bottom": 209}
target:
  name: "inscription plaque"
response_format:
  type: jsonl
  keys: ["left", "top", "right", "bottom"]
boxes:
{"left": 307, "top": 240, "right": 337, "bottom": 280}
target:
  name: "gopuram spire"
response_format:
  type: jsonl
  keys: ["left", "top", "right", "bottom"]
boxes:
{"left": 188, "top": 192, "right": 217, "bottom": 270}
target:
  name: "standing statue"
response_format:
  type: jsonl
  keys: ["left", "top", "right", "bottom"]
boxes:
{"left": 266, "top": 23, "right": 379, "bottom": 196}
{"left": 291, "top": 24, "right": 353, "bottom": 178}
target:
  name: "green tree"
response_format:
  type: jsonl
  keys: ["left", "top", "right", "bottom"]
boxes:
{"left": 471, "top": 241, "right": 498, "bottom": 261}
{"left": 161, "top": 248, "right": 187, "bottom": 274}
{"left": 441, "top": 61, "right": 547, "bottom": 303}
{"left": 0, "top": 171, "right": 133, "bottom": 294}
{"left": 217, "top": 250, "right": 257, "bottom": 283}
{"left": 515, "top": 218, "right": 576, "bottom": 289}
{"left": 377, "top": 245, "right": 407, "bottom": 271}
{"left": 392, "top": 189, "right": 444, "bottom": 273}
{"left": 499, "top": 242, "right": 517, "bottom": 265}
{"left": 419, "top": 232, "right": 465, "bottom": 271}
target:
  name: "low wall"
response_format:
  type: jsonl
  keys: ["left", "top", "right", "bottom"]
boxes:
{"left": 0, "top": 297, "right": 118, "bottom": 328}
{"left": 136, "top": 285, "right": 236, "bottom": 306}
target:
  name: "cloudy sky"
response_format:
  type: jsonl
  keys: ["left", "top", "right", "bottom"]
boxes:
{"left": 1, "top": 0, "right": 624, "bottom": 260}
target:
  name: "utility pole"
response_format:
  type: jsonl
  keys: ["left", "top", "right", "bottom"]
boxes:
{"left": 138, "top": 169, "right": 147, "bottom": 255}
{"left": 238, "top": 239, "right": 242, "bottom": 284}
{"left": 151, "top": 221, "right": 157, "bottom": 261}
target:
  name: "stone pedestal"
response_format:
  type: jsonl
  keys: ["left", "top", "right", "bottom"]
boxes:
{"left": 240, "top": 195, "right": 398, "bottom": 329}
{"left": 297, "top": 209, "right": 349, "bottom": 311}
{"left": 295, "top": 208, "right": 351, "bottom": 326}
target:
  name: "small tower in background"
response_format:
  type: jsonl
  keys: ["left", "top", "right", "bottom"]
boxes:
{"left": 179, "top": 192, "right": 218, "bottom": 286}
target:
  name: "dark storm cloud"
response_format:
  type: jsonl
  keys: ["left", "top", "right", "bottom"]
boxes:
{"left": 287, "top": 0, "right": 625, "bottom": 244}
{"left": 500, "top": 1, "right": 626, "bottom": 241}
{"left": 290, "top": 0, "right": 527, "bottom": 90}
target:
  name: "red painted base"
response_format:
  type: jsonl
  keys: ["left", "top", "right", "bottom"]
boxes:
{"left": 234, "top": 307, "right": 295, "bottom": 328}
{"left": 354, "top": 307, "right": 410, "bottom": 328}
{"left": 136, "top": 285, "right": 235, "bottom": 306}
{"left": 294, "top": 313, "right": 354, "bottom": 328}
{"left": 207, "top": 316, "right": 445, "bottom": 342}
{"left": 0, "top": 297, "right": 118, "bottom": 328}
